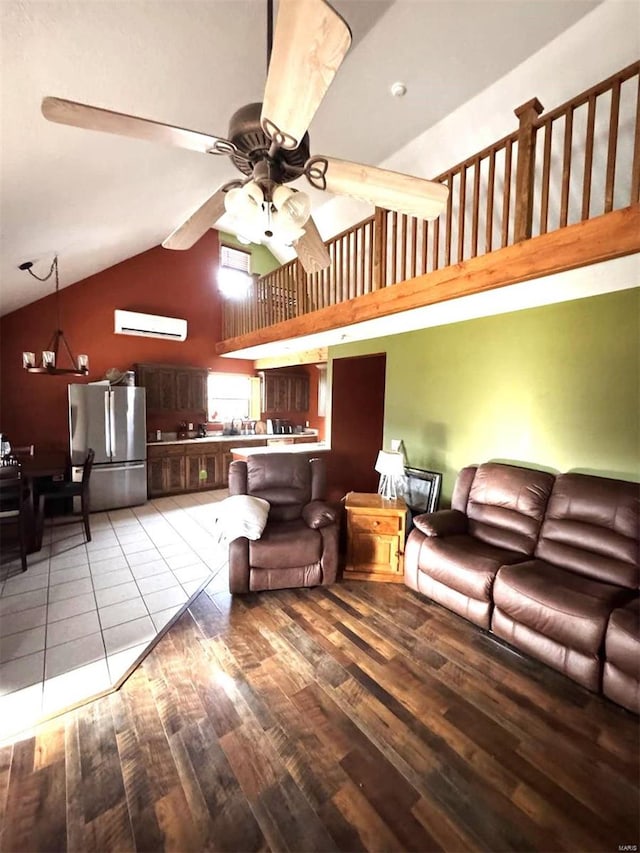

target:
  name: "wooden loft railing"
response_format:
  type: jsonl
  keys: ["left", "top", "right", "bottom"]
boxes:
{"left": 222, "top": 62, "right": 640, "bottom": 342}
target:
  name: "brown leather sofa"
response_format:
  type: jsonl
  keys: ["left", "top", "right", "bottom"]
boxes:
{"left": 405, "top": 462, "right": 640, "bottom": 708}
{"left": 227, "top": 453, "right": 339, "bottom": 594}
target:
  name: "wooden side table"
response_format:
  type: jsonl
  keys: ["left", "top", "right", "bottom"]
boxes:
{"left": 344, "top": 492, "right": 407, "bottom": 583}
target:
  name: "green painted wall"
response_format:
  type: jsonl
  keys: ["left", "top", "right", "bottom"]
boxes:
{"left": 329, "top": 288, "right": 640, "bottom": 503}
{"left": 218, "top": 232, "right": 280, "bottom": 276}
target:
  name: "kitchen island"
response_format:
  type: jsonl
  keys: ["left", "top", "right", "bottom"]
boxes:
{"left": 146, "top": 433, "right": 319, "bottom": 497}
{"left": 230, "top": 442, "right": 328, "bottom": 461}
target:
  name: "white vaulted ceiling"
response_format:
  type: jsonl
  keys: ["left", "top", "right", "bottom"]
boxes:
{"left": 0, "top": 0, "right": 602, "bottom": 316}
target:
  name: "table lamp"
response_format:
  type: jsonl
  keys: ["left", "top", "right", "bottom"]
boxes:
{"left": 375, "top": 450, "right": 405, "bottom": 500}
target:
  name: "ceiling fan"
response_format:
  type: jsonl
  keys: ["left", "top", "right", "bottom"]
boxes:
{"left": 41, "top": 0, "right": 449, "bottom": 275}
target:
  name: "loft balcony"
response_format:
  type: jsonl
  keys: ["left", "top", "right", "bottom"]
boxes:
{"left": 218, "top": 62, "right": 640, "bottom": 358}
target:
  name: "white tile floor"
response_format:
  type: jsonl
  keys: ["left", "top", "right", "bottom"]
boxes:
{"left": 0, "top": 488, "right": 229, "bottom": 743}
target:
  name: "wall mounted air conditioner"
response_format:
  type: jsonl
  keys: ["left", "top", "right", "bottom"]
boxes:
{"left": 114, "top": 310, "right": 187, "bottom": 341}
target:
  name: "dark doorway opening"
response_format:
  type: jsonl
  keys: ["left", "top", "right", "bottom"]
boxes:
{"left": 325, "top": 353, "right": 386, "bottom": 501}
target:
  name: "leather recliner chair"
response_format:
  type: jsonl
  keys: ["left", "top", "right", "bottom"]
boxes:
{"left": 603, "top": 597, "right": 640, "bottom": 713}
{"left": 404, "top": 462, "right": 556, "bottom": 628}
{"left": 227, "top": 453, "right": 339, "bottom": 594}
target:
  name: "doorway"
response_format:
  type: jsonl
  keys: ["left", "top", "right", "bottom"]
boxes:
{"left": 326, "top": 353, "right": 386, "bottom": 500}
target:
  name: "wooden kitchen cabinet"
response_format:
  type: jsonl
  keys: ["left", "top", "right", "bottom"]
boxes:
{"left": 185, "top": 451, "right": 219, "bottom": 490}
{"left": 290, "top": 374, "right": 310, "bottom": 411}
{"left": 136, "top": 363, "right": 208, "bottom": 413}
{"left": 137, "top": 365, "right": 175, "bottom": 410}
{"left": 260, "top": 370, "right": 310, "bottom": 413}
{"left": 147, "top": 445, "right": 186, "bottom": 497}
{"left": 147, "top": 438, "right": 268, "bottom": 497}
{"left": 176, "top": 368, "right": 208, "bottom": 411}
{"left": 344, "top": 492, "right": 407, "bottom": 583}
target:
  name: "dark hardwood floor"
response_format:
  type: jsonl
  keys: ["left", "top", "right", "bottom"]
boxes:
{"left": 1, "top": 578, "right": 638, "bottom": 852}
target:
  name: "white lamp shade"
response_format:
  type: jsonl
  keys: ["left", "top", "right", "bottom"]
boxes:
{"left": 375, "top": 450, "right": 405, "bottom": 476}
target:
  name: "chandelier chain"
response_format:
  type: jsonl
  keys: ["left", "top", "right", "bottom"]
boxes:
{"left": 25, "top": 256, "right": 62, "bottom": 329}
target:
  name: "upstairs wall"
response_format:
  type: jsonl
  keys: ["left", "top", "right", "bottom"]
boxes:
{"left": 329, "top": 284, "right": 640, "bottom": 503}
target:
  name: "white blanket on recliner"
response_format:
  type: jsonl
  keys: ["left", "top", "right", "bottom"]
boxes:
{"left": 214, "top": 494, "right": 270, "bottom": 542}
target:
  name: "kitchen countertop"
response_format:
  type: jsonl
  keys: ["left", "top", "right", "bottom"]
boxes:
{"left": 147, "top": 431, "right": 318, "bottom": 446}
{"left": 230, "top": 442, "right": 328, "bottom": 457}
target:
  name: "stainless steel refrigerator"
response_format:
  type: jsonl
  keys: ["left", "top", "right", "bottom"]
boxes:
{"left": 69, "top": 383, "right": 147, "bottom": 511}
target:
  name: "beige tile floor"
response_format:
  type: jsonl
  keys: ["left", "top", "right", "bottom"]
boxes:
{"left": 0, "top": 488, "right": 229, "bottom": 743}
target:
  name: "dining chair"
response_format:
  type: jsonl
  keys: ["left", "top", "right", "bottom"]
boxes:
{"left": 37, "top": 448, "right": 95, "bottom": 542}
{"left": 0, "top": 466, "right": 30, "bottom": 572}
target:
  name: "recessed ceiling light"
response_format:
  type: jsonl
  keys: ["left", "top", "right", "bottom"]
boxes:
{"left": 390, "top": 82, "right": 407, "bottom": 98}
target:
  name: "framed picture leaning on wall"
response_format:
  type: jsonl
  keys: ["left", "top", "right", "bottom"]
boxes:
{"left": 400, "top": 467, "right": 443, "bottom": 516}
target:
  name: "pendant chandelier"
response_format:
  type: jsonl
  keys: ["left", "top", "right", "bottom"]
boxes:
{"left": 19, "top": 256, "right": 89, "bottom": 376}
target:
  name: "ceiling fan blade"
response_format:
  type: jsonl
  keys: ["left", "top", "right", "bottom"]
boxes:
{"left": 162, "top": 186, "right": 229, "bottom": 250}
{"left": 314, "top": 157, "right": 449, "bottom": 221}
{"left": 42, "top": 97, "right": 235, "bottom": 156}
{"left": 294, "top": 216, "right": 331, "bottom": 274}
{"left": 261, "top": 0, "right": 351, "bottom": 150}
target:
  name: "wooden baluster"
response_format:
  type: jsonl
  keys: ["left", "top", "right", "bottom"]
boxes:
{"left": 372, "top": 206, "right": 385, "bottom": 290}
{"left": 445, "top": 172, "right": 453, "bottom": 266}
{"left": 486, "top": 150, "right": 495, "bottom": 253}
{"left": 632, "top": 74, "right": 640, "bottom": 204}
{"left": 501, "top": 141, "right": 513, "bottom": 248}
{"left": 390, "top": 211, "right": 398, "bottom": 285}
{"left": 367, "top": 218, "right": 375, "bottom": 293}
{"left": 457, "top": 165, "right": 467, "bottom": 263}
{"left": 604, "top": 80, "right": 621, "bottom": 213}
{"left": 421, "top": 219, "right": 428, "bottom": 275}
{"left": 513, "top": 97, "right": 544, "bottom": 242}
{"left": 322, "top": 254, "right": 328, "bottom": 307}
{"left": 358, "top": 225, "right": 364, "bottom": 296}
{"left": 432, "top": 212, "right": 440, "bottom": 272}
{"left": 263, "top": 279, "right": 268, "bottom": 329}
{"left": 349, "top": 231, "right": 355, "bottom": 299}
{"left": 295, "top": 262, "right": 304, "bottom": 318}
{"left": 400, "top": 213, "right": 407, "bottom": 282}
{"left": 381, "top": 207, "right": 388, "bottom": 287}
{"left": 344, "top": 234, "right": 350, "bottom": 301}
{"left": 539, "top": 120, "right": 552, "bottom": 234}
{"left": 410, "top": 217, "right": 417, "bottom": 278}
{"left": 560, "top": 108, "right": 574, "bottom": 227}
{"left": 256, "top": 280, "right": 262, "bottom": 330}
{"left": 581, "top": 95, "right": 596, "bottom": 220}
{"left": 471, "top": 157, "right": 480, "bottom": 258}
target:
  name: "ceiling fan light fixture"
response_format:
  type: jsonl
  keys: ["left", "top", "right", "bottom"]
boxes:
{"left": 271, "top": 209, "right": 306, "bottom": 245}
{"left": 224, "top": 183, "right": 263, "bottom": 219}
{"left": 272, "top": 185, "right": 311, "bottom": 228}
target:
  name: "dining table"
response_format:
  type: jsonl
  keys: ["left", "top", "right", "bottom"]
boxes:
{"left": 1, "top": 450, "right": 69, "bottom": 553}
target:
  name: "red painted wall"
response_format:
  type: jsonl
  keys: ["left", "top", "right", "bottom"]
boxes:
{"left": 0, "top": 231, "right": 254, "bottom": 451}
{"left": 326, "top": 353, "right": 386, "bottom": 499}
